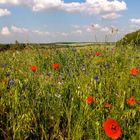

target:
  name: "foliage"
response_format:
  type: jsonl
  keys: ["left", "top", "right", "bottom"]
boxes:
{"left": 0, "top": 43, "right": 26, "bottom": 52}
{"left": 0, "top": 45, "right": 140, "bottom": 139}
{"left": 116, "top": 29, "right": 140, "bottom": 46}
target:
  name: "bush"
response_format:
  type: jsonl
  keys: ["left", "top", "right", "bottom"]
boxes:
{"left": 116, "top": 29, "right": 140, "bottom": 46}
{"left": 0, "top": 43, "right": 26, "bottom": 52}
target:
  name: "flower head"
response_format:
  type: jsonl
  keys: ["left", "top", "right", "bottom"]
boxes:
{"left": 93, "top": 75, "right": 99, "bottom": 81}
{"left": 130, "top": 67, "right": 139, "bottom": 75}
{"left": 6, "top": 72, "right": 10, "bottom": 77}
{"left": 1, "top": 64, "right": 7, "bottom": 68}
{"left": 127, "top": 96, "right": 136, "bottom": 106}
{"left": 105, "top": 103, "right": 112, "bottom": 108}
{"left": 31, "top": 65, "right": 37, "bottom": 72}
{"left": 87, "top": 95, "right": 94, "bottom": 104}
{"left": 104, "top": 118, "right": 122, "bottom": 139}
{"left": 8, "top": 79, "right": 15, "bottom": 86}
{"left": 95, "top": 52, "right": 101, "bottom": 57}
{"left": 53, "top": 63, "right": 59, "bottom": 69}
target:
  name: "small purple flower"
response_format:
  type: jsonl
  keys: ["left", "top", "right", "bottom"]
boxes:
{"left": 93, "top": 75, "right": 99, "bottom": 81}
{"left": 8, "top": 79, "right": 15, "bottom": 86}
{"left": 1, "top": 64, "right": 7, "bottom": 68}
{"left": 6, "top": 72, "right": 10, "bottom": 77}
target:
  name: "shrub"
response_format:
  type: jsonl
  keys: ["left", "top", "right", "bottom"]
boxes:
{"left": 116, "top": 29, "right": 140, "bottom": 46}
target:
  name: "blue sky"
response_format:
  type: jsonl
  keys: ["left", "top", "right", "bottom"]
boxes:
{"left": 0, "top": 0, "right": 140, "bottom": 43}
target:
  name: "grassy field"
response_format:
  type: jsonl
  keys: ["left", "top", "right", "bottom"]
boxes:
{"left": 0, "top": 44, "right": 140, "bottom": 140}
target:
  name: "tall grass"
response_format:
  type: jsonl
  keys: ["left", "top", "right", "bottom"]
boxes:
{"left": 0, "top": 45, "right": 140, "bottom": 139}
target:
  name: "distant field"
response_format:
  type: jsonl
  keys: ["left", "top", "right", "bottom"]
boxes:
{"left": 0, "top": 44, "right": 140, "bottom": 139}
{"left": 0, "top": 42, "right": 115, "bottom": 52}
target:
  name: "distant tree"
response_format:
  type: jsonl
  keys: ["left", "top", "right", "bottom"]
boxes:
{"left": 15, "top": 40, "right": 19, "bottom": 44}
{"left": 14, "top": 40, "right": 26, "bottom": 50}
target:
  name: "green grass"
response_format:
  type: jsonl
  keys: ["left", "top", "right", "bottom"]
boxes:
{"left": 0, "top": 45, "right": 140, "bottom": 140}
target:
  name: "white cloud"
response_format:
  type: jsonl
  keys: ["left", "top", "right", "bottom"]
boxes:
{"left": 71, "top": 25, "right": 81, "bottom": 29}
{"left": 130, "top": 18, "right": 140, "bottom": 25}
{"left": 0, "top": 0, "right": 28, "bottom": 5}
{"left": 72, "top": 23, "right": 119, "bottom": 35}
{"left": 86, "top": 24, "right": 101, "bottom": 32}
{"left": 72, "top": 29, "right": 82, "bottom": 34}
{"left": 11, "top": 25, "right": 50, "bottom": 35}
{"left": 32, "top": 0, "right": 62, "bottom": 11}
{"left": 1, "top": 25, "right": 51, "bottom": 37}
{"left": 33, "top": 30, "right": 50, "bottom": 36}
{"left": 102, "top": 13, "right": 121, "bottom": 20}
{"left": 60, "top": 32, "right": 68, "bottom": 37}
{"left": 11, "top": 26, "right": 29, "bottom": 33}
{"left": 91, "top": 24, "right": 101, "bottom": 29}
{"left": 0, "top": 8, "right": 11, "bottom": 17}
{"left": 0, "top": 0, "right": 127, "bottom": 16}
{"left": 32, "top": 0, "right": 127, "bottom": 15}
{"left": 1, "top": 26, "right": 11, "bottom": 35}
{"left": 85, "top": 0, "right": 127, "bottom": 14}
{"left": 60, "top": 2, "right": 85, "bottom": 13}
{"left": 100, "top": 27, "right": 110, "bottom": 32}
{"left": 86, "top": 24, "right": 109, "bottom": 32}
{"left": 77, "top": 30, "right": 82, "bottom": 34}
{"left": 85, "top": 24, "right": 119, "bottom": 34}
{"left": 86, "top": 27, "right": 92, "bottom": 32}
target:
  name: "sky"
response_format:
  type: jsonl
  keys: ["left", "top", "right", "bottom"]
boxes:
{"left": 0, "top": 0, "right": 140, "bottom": 43}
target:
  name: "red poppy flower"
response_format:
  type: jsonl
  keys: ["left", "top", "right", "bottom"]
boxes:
{"left": 127, "top": 96, "right": 136, "bottom": 106}
{"left": 104, "top": 118, "right": 122, "bottom": 139}
{"left": 95, "top": 52, "right": 101, "bottom": 56}
{"left": 53, "top": 63, "right": 59, "bottom": 69}
{"left": 31, "top": 65, "right": 37, "bottom": 72}
{"left": 130, "top": 67, "right": 139, "bottom": 75}
{"left": 87, "top": 96, "right": 94, "bottom": 104}
{"left": 105, "top": 103, "right": 112, "bottom": 108}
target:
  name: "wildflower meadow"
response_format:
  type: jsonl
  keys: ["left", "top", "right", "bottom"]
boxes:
{"left": 0, "top": 44, "right": 140, "bottom": 140}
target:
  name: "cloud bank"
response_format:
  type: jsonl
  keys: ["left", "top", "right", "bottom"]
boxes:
{"left": 0, "top": 8, "right": 11, "bottom": 17}
{"left": 1, "top": 26, "right": 11, "bottom": 35}
{"left": 0, "top": 0, "right": 127, "bottom": 18}
{"left": 130, "top": 18, "right": 140, "bottom": 25}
